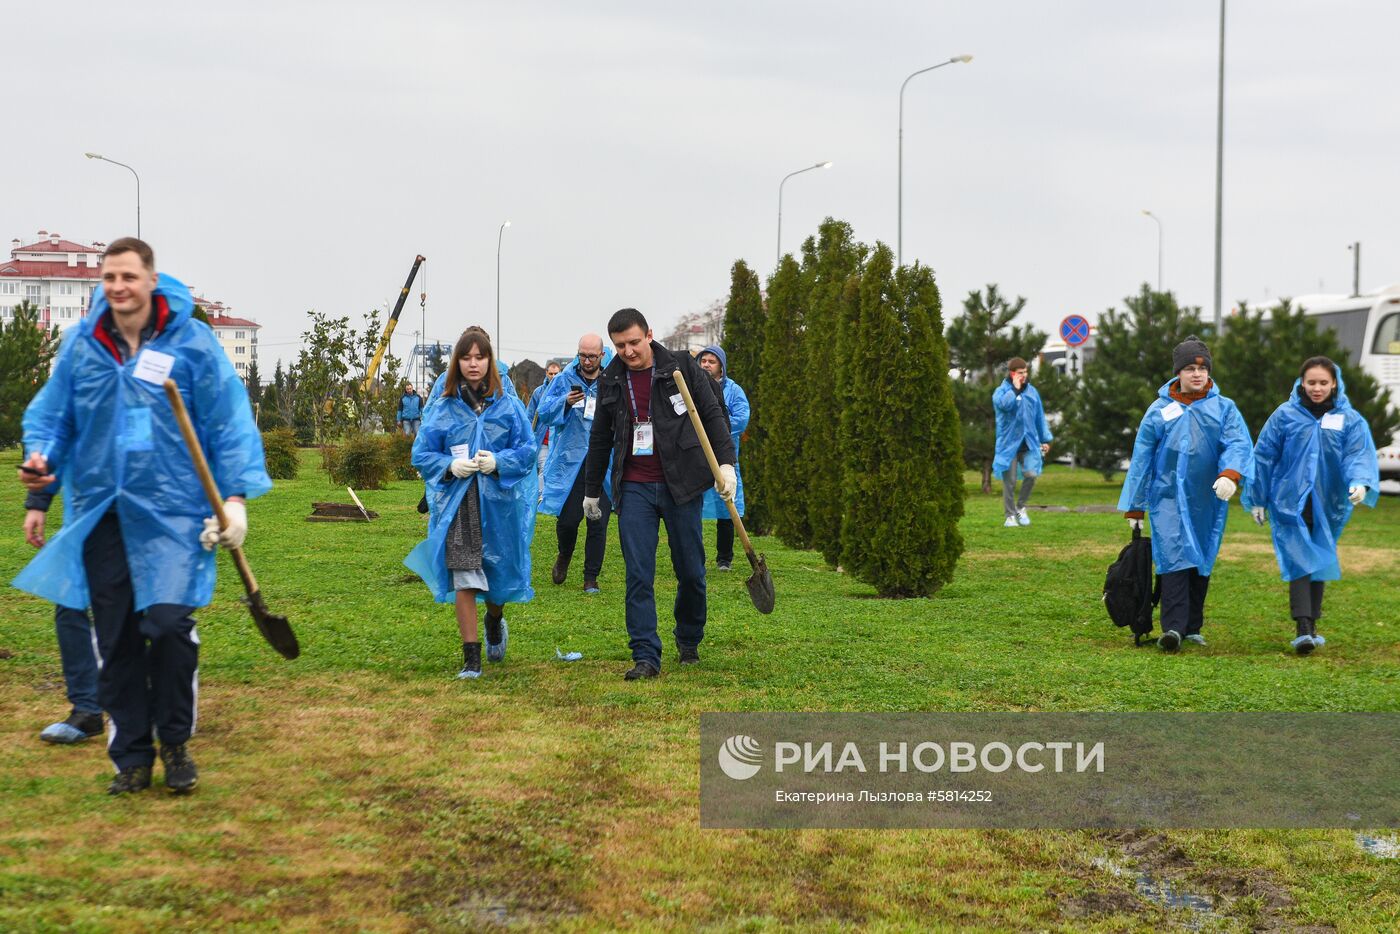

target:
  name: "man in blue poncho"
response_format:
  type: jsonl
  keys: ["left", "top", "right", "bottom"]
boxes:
{"left": 405, "top": 327, "right": 537, "bottom": 679}
{"left": 537, "top": 334, "right": 614, "bottom": 593}
{"left": 696, "top": 345, "right": 749, "bottom": 570}
{"left": 15, "top": 238, "right": 271, "bottom": 794}
{"left": 1118, "top": 336, "right": 1252, "bottom": 651}
{"left": 1242, "top": 356, "right": 1380, "bottom": 654}
{"left": 525, "top": 360, "right": 562, "bottom": 477}
{"left": 992, "top": 357, "right": 1053, "bottom": 528}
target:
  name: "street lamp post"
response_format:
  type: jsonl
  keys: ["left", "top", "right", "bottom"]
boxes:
{"left": 1212, "top": 0, "right": 1226, "bottom": 331}
{"left": 496, "top": 221, "right": 511, "bottom": 354}
{"left": 898, "top": 54, "right": 972, "bottom": 267}
{"left": 84, "top": 152, "right": 141, "bottom": 238}
{"left": 1142, "top": 210, "right": 1163, "bottom": 292}
{"left": 776, "top": 161, "right": 832, "bottom": 265}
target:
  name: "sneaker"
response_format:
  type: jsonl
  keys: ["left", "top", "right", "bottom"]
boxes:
{"left": 1292, "top": 634, "right": 1316, "bottom": 656}
{"left": 716, "top": 561, "right": 732, "bottom": 572}
{"left": 1158, "top": 631, "right": 1181, "bottom": 651}
{"left": 1184, "top": 634, "right": 1207, "bottom": 646}
{"left": 583, "top": 579, "right": 601, "bottom": 594}
{"left": 159, "top": 743, "right": 198, "bottom": 794}
{"left": 457, "top": 642, "right": 483, "bottom": 680}
{"left": 485, "top": 617, "right": 508, "bottom": 663}
{"left": 40, "top": 708, "right": 104, "bottom": 745}
{"left": 1016, "top": 508, "right": 1031, "bottom": 527}
{"left": 1003, "top": 516, "right": 1019, "bottom": 528}
{"left": 623, "top": 660, "right": 660, "bottom": 680}
{"left": 551, "top": 554, "right": 570, "bottom": 586}
{"left": 677, "top": 642, "right": 700, "bottom": 666}
{"left": 108, "top": 765, "right": 152, "bottom": 795}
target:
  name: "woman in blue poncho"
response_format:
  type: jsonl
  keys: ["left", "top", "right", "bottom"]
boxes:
{"left": 1243, "top": 356, "right": 1380, "bottom": 655}
{"left": 405, "top": 327, "right": 537, "bottom": 679}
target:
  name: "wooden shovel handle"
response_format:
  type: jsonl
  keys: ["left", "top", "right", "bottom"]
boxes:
{"left": 670, "top": 368, "right": 755, "bottom": 555}
{"left": 162, "top": 379, "right": 260, "bottom": 593}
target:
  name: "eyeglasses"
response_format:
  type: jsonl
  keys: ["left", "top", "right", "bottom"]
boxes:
{"left": 1179, "top": 365, "right": 1209, "bottom": 375}
{"left": 578, "top": 353, "right": 602, "bottom": 361}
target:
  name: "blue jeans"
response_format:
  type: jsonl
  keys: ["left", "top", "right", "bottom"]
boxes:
{"left": 617, "top": 481, "right": 707, "bottom": 666}
{"left": 55, "top": 606, "right": 100, "bottom": 714}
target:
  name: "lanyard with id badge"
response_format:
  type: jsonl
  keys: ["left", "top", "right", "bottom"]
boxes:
{"left": 626, "top": 370, "right": 654, "bottom": 456}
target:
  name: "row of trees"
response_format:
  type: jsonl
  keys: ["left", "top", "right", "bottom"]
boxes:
{"left": 722, "top": 219, "right": 965, "bottom": 598}
{"left": 0, "top": 302, "right": 59, "bottom": 449}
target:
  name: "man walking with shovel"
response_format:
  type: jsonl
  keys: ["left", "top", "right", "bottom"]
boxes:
{"left": 582, "top": 309, "right": 735, "bottom": 679}
{"left": 15, "top": 237, "right": 271, "bottom": 795}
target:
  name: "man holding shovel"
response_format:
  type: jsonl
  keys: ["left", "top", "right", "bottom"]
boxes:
{"left": 15, "top": 237, "right": 270, "bottom": 795}
{"left": 582, "top": 309, "right": 735, "bottom": 679}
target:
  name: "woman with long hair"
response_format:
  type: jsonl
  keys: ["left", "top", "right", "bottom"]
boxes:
{"left": 1243, "top": 356, "right": 1379, "bottom": 655}
{"left": 405, "top": 326, "right": 538, "bottom": 678}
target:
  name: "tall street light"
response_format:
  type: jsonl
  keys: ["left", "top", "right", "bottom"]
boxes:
{"left": 85, "top": 152, "right": 141, "bottom": 238}
{"left": 1212, "top": 0, "right": 1226, "bottom": 331}
{"left": 898, "top": 54, "right": 972, "bottom": 267}
{"left": 777, "top": 161, "right": 832, "bottom": 265}
{"left": 1142, "top": 209, "right": 1163, "bottom": 292}
{"left": 496, "top": 221, "right": 511, "bottom": 355}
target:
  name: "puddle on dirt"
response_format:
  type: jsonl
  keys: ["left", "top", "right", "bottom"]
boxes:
{"left": 1356, "top": 833, "right": 1400, "bottom": 859}
{"left": 1093, "top": 856, "right": 1221, "bottom": 929}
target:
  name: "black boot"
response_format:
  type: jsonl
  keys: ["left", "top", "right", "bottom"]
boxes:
{"left": 108, "top": 765, "right": 152, "bottom": 795}
{"left": 457, "top": 642, "right": 482, "bottom": 680}
{"left": 1293, "top": 617, "right": 1315, "bottom": 655}
{"left": 159, "top": 743, "right": 199, "bottom": 794}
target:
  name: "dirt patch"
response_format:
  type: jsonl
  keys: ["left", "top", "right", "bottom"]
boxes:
{"left": 1222, "top": 541, "right": 1397, "bottom": 574}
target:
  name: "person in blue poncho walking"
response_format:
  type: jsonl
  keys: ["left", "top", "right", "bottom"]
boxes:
{"left": 992, "top": 357, "right": 1053, "bottom": 527}
{"left": 696, "top": 345, "right": 749, "bottom": 570}
{"left": 416, "top": 358, "right": 519, "bottom": 517}
{"left": 15, "top": 238, "right": 271, "bottom": 795}
{"left": 1118, "top": 336, "right": 1253, "bottom": 652}
{"left": 537, "top": 334, "right": 614, "bottom": 593}
{"left": 405, "top": 326, "right": 538, "bottom": 680}
{"left": 525, "top": 360, "right": 563, "bottom": 478}
{"left": 1242, "top": 356, "right": 1380, "bottom": 655}
{"left": 396, "top": 381, "right": 424, "bottom": 436}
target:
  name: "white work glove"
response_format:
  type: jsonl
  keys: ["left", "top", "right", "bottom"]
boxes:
{"left": 200, "top": 501, "right": 247, "bottom": 551}
{"left": 1348, "top": 484, "right": 1366, "bottom": 505}
{"left": 716, "top": 463, "right": 737, "bottom": 502}
{"left": 1212, "top": 476, "right": 1237, "bottom": 501}
{"left": 450, "top": 457, "right": 479, "bottom": 478}
{"left": 1126, "top": 517, "right": 1142, "bottom": 532}
{"left": 583, "top": 496, "right": 602, "bottom": 521}
{"left": 1251, "top": 506, "right": 1267, "bottom": 526}
{"left": 475, "top": 451, "right": 497, "bottom": 474}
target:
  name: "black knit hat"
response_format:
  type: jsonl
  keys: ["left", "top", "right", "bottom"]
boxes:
{"left": 1172, "top": 335, "right": 1212, "bottom": 374}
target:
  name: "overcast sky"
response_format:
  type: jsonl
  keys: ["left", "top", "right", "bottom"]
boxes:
{"left": 7, "top": 0, "right": 1397, "bottom": 372}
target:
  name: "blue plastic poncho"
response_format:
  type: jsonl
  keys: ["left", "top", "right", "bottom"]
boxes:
{"left": 698, "top": 347, "right": 749, "bottom": 519}
{"left": 1117, "top": 379, "right": 1254, "bottom": 576}
{"left": 535, "top": 351, "right": 615, "bottom": 515}
{"left": 404, "top": 386, "right": 538, "bottom": 604}
{"left": 991, "top": 378, "right": 1053, "bottom": 477}
{"left": 14, "top": 274, "right": 271, "bottom": 611}
{"left": 524, "top": 379, "right": 552, "bottom": 446}
{"left": 1242, "top": 375, "right": 1380, "bottom": 581}
{"left": 424, "top": 361, "right": 518, "bottom": 414}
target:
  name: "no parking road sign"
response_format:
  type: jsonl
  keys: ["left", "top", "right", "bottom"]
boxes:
{"left": 1059, "top": 314, "right": 1091, "bottom": 347}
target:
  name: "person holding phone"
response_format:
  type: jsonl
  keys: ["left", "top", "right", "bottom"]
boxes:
{"left": 1242, "top": 356, "right": 1379, "bottom": 654}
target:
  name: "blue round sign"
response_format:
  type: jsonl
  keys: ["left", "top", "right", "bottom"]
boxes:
{"left": 1059, "top": 314, "right": 1091, "bottom": 347}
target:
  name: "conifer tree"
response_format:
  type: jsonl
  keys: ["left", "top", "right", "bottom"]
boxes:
{"left": 801, "top": 219, "right": 867, "bottom": 565}
{"left": 1063, "top": 286, "right": 1207, "bottom": 478}
{"left": 754, "top": 254, "right": 811, "bottom": 548}
{"left": 719, "top": 259, "right": 769, "bottom": 532}
{"left": 840, "top": 245, "right": 964, "bottom": 597}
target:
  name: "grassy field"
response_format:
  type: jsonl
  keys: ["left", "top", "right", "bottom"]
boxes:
{"left": 1, "top": 452, "right": 1396, "bottom": 931}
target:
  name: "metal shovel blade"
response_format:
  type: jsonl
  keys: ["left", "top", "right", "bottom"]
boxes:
{"left": 244, "top": 589, "right": 300, "bottom": 660}
{"left": 745, "top": 551, "right": 776, "bottom": 614}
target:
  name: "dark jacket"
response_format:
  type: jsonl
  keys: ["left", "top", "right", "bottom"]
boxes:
{"left": 584, "top": 341, "right": 735, "bottom": 506}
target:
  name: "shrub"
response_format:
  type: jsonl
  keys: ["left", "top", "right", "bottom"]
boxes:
{"left": 322, "top": 434, "right": 392, "bottom": 490}
{"left": 386, "top": 431, "right": 420, "bottom": 481}
{"left": 261, "top": 428, "right": 301, "bottom": 480}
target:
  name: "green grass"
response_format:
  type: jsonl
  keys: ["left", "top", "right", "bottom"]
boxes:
{"left": 1, "top": 451, "right": 1396, "bottom": 931}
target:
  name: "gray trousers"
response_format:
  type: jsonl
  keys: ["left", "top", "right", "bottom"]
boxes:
{"left": 1288, "top": 577, "right": 1325, "bottom": 622}
{"left": 1001, "top": 452, "right": 1037, "bottom": 518}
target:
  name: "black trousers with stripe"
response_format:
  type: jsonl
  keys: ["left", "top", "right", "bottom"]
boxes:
{"left": 83, "top": 512, "right": 199, "bottom": 771}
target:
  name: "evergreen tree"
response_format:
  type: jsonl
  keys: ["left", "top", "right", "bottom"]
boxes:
{"left": 1063, "top": 286, "right": 1207, "bottom": 478}
{"left": 0, "top": 302, "right": 58, "bottom": 448}
{"left": 719, "top": 259, "right": 769, "bottom": 532}
{"left": 754, "top": 254, "right": 810, "bottom": 547}
{"left": 427, "top": 343, "right": 448, "bottom": 383}
{"left": 801, "top": 219, "right": 867, "bottom": 565}
{"left": 1214, "top": 299, "right": 1399, "bottom": 448}
{"left": 944, "top": 284, "right": 1048, "bottom": 492}
{"left": 840, "top": 246, "right": 964, "bottom": 596}
{"left": 244, "top": 359, "right": 262, "bottom": 406}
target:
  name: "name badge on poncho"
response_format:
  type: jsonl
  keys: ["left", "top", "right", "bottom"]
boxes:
{"left": 1321, "top": 412, "right": 1344, "bottom": 431}
{"left": 1161, "top": 401, "right": 1184, "bottom": 422}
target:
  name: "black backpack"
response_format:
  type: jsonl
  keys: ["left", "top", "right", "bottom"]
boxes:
{"left": 1103, "top": 526, "right": 1160, "bottom": 645}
